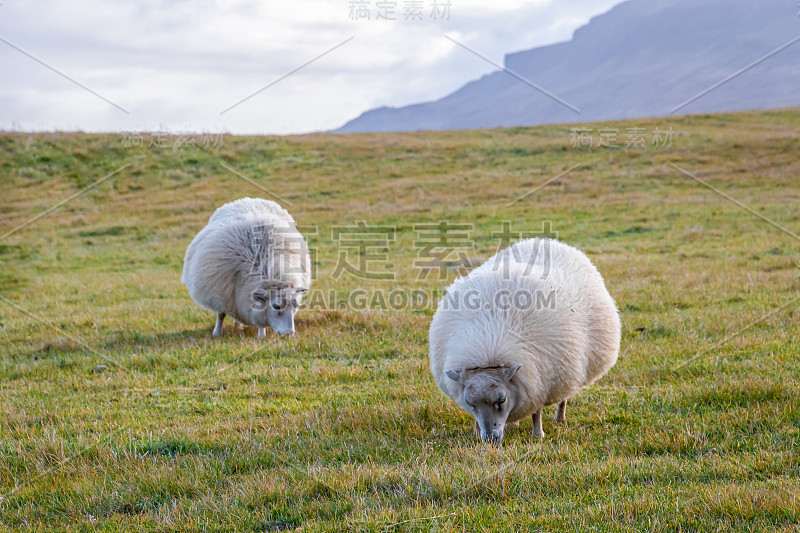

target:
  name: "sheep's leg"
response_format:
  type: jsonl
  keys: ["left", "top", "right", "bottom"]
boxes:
{"left": 257, "top": 327, "right": 267, "bottom": 338}
{"left": 555, "top": 399, "right": 567, "bottom": 424}
{"left": 532, "top": 409, "right": 544, "bottom": 438}
{"left": 474, "top": 420, "right": 480, "bottom": 440}
{"left": 212, "top": 313, "right": 225, "bottom": 337}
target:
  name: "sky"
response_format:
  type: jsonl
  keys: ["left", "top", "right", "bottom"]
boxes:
{"left": 1, "top": 0, "right": 626, "bottom": 134}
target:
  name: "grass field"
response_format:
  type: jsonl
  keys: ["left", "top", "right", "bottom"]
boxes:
{"left": 1, "top": 108, "right": 799, "bottom": 532}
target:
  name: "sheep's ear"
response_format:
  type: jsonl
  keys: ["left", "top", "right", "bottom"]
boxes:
{"left": 503, "top": 364, "right": 522, "bottom": 382}
{"left": 445, "top": 369, "right": 463, "bottom": 383}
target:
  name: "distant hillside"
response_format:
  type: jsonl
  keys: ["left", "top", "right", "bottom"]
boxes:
{"left": 335, "top": 0, "right": 800, "bottom": 132}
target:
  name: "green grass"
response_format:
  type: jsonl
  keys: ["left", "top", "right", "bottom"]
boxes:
{"left": 1, "top": 108, "right": 799, "bottom": 531}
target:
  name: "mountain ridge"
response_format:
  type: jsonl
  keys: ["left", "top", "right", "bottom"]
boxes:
{"left": 335, "top": 0, "right": 800, "bottom": 133}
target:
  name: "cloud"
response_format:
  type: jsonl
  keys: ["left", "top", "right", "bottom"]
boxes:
{"left": 0, "top": 0, "right": 624, "bottom": 133}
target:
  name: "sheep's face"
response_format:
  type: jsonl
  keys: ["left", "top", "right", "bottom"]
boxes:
{"left": 446, "top": 364, "right": 521, "bottom": 446}
{"left": 250, "top": 287, "right": 308, "bottom": 336}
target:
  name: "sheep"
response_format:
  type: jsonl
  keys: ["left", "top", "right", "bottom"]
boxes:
{"left": 429, "top": 238, "right": 620, "bottom": 445}
{"left": 182, "top": 197, "right": 311, "bottom": 337}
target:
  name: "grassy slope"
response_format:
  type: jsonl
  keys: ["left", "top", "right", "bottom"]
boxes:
{"left": 0, "top": 108, "right": 799, "bottom": 532}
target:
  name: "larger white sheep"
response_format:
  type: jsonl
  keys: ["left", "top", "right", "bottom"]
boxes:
{"left": 182, "top": 197, "right": 311, "bottom": 337}
{"left": 429, "top": 238, "right": 620, "bottom": 445}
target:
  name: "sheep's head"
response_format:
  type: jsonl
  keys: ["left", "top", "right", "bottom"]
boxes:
{"left": 249, "top": 285, "right": 308, "bottom": 336}
{"left": 446, "top": 364, "right": 521, "bottom": 446}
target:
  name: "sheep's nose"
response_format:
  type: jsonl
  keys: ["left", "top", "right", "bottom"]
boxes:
{"left": 482, "top": 431, "right": 503, "bottom": 446}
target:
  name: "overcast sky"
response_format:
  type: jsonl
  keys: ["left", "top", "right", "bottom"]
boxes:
{"left": 1, "top": 0, "right": 625, "bottom": 134}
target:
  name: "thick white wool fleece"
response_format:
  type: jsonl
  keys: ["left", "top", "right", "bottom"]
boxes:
{"left": 429, "top": 238, "right": 621, "bottom": 421}
{"left": 181, "top": 198, "right": 311, "bottom": 323}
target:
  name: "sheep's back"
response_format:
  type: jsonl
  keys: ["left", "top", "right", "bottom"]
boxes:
{"left": 208, "top": 197, "right": 295, "bottom": 227}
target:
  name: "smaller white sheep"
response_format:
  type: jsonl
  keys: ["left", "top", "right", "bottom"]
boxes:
{"left": 429, "top": 238, "right": 620, "bottom": 445}
{"left": 182, "top": 197, "right": 311, "bottom": 337}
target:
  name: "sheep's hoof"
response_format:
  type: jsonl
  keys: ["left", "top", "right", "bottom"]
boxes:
{"left": 532, "top": 410, "right": 544, "bottom": 438}
{"left": 554, "top": 400, "right": 567, "bottom": 424}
